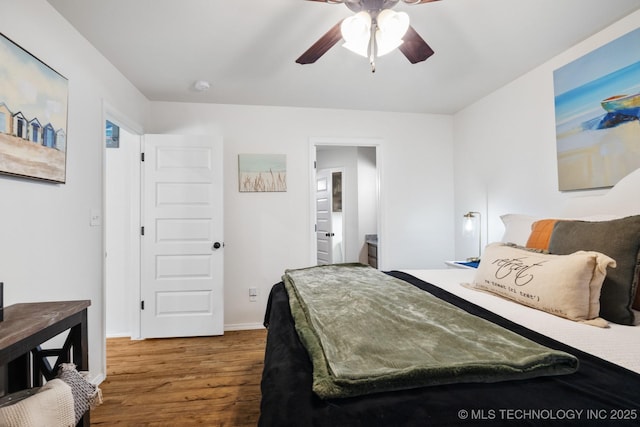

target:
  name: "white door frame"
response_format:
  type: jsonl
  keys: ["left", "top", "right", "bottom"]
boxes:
{"left": 308, "top": 137, "right": 383, "bottom": 267}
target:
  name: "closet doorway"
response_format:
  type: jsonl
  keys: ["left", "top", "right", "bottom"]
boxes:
{"left": 311, "top": 139, "right": 380, "bottom": 268}
{"left": 315, "top": 167, "right": 345, "bottom": 265}
{"left": 104, "top": 115, "right": 142, "bottom": 340}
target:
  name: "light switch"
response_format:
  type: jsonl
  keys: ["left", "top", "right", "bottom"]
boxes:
{"left": 90, "top": 208, "right": 102, "bottom": 227}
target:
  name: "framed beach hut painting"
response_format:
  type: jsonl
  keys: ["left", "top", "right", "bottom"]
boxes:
{"left": 0, "top": 33, "right": 68, "bottom": 183}
{"left": 553, "top": 27, "right": 640, "bottom": 191}
{"left": 238, "top": 154, "right": 287, "bottom": 192}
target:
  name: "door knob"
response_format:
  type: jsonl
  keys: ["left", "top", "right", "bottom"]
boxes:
{"left": 325, "top": 233, "right": 335, "bottom": 237}
{"left": 212, "top": 242, "right": 223, "bottom": 250}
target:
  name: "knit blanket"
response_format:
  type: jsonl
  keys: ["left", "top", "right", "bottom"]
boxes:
{"left": 0, "top": 364, "right": 102, "bottom": 427}
{"left": 0, "top": 379, "right": 75, "bottom": 427}
{"left": 283, "top": 264, "right": 578, "bottom": 399}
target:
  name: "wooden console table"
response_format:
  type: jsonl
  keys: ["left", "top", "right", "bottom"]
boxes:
{"left": 0, "top": 300, "right": 91, "bottom": 425}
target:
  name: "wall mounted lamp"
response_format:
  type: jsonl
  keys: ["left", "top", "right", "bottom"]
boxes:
{"left": 463, "top": 211, "right": 481, "bottom": 262}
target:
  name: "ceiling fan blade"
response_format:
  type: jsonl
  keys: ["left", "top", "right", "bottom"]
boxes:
{"left": 296, "top": 20, "right": 344, "bottom": 64}
{"left": 398, "top": 25, "right": 434, "bottom": 64}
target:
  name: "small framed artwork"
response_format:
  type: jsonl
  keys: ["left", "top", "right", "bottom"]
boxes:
{"left": 238, "top": 154, "right": 287, "bottom": 192}
{"left": 105, "top": 120, "right": 120, "bottom": 149}
{"left": 332, "top": 171, "right": 342, "bottom": 212}
{"left": 0, "top": 33, "right": 69, "bottom": 183}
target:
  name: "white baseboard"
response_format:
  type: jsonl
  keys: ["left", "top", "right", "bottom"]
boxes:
{"left": 89, "top": 372, "right": 106, "bottom": 386}
{"left": 106, "top": 332, "right": 132, "bottom": 339}
{"left": 104, "top": 324, "right": 263, "bottom": 347}
{"left": 224, "top": 322, "right": 265, "bottom": 331}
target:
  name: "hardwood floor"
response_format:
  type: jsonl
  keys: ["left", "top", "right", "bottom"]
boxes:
{"left": 90, "top": 329, "right": 267, "bottom": 426}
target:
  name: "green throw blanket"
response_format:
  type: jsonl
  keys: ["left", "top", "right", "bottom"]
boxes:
{"left": 283, "top": 263, "right": 579, "bottom": 399}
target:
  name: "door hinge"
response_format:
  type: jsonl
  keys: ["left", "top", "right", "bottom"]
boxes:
{"left": 314, "top": 160, "right": 316, "bottom": 169}
{"left": 141, "top": 226, "right": 145, "bottom": 236}
{"left": 141, "top": 301, "right": 145, "bottom": 310}
{"left": 141, "top": 152, "right": 145, "bottom": 162}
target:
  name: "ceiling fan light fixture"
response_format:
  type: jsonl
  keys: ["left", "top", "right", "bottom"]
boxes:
{"left": 343, "top": 39, "right": 370, "bottom": 57}
{"left": 375, "top": 30, "right": 404, "bottom": 56}
{"left": 341, "top": 11, "right": 371, "bottom": 57}
{"left": 375, "top": 9, "right": 409, "bottom": 56}
{"left": 377, "top": 10, "right": 409, "bottom": 39}
{"left": 296, "top": 0, "right": 436, "bottom": 68}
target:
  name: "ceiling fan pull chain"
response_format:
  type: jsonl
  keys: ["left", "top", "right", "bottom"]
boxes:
{"left": 369, "top": 22, "right": 377, "bottom": 72}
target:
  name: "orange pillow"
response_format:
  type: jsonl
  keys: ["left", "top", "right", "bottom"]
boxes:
{"left": 526, "top": 219, "right": 559, "bottom": 250}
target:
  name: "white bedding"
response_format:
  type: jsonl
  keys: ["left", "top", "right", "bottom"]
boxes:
{"left": 403, "top": 269, "right": 640, "bottom": 374}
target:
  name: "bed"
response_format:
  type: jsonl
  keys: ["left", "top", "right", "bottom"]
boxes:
{"left": 259, "top": 170, "right": 640, "bottom": 426}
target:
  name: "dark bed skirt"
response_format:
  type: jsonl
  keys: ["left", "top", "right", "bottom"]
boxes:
{"left": 259, "top": 271, "right": 640, "bottom": 426}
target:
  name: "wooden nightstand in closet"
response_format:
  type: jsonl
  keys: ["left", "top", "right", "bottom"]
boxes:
{"left": 365, "top": 234, "right": 378, "bottom": 268}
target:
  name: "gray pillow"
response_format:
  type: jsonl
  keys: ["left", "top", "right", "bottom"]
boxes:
{"left": 548, "top": 215, "right": 640, "bottom": 325}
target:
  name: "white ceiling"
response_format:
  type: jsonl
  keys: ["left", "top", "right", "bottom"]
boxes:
{"left": 47, "top": 0, "right": 640, "bottom": 114}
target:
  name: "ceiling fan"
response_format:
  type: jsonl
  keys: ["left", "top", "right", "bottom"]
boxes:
{"left": 296, "top": 0, "right": 440, "bottom": 72}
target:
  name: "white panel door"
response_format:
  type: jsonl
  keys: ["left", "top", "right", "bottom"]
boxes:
{"left": 141, "top": 134, "right": 223, "bottom": 338}
{"left": 316, "top": 169, "right": 333, "bottom": 265}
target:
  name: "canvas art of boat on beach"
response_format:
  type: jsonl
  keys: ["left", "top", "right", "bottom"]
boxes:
{"left": 598, "top": 92, "right": 640, "bottom": 128}
{"left": 553, "top": 27, "right": 640, "bottom": 191}
{"left": 601, "top": 92, "right": 640, "bottom": 116}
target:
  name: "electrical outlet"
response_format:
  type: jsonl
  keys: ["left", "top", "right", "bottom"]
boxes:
{"left": 249, "top": 287, "right": 258, "bottom": 302}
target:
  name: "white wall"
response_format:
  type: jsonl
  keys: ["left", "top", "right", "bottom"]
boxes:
{"left": 0, "top": 0, "right": 149, "bottom": 382}
{"left": 452, "top": 10, "right": 640, "bottom": 260}
{"left": 105, "top": 136, "right": 129, "bottom": 336}
{"left": 147, "top": 102, "right": 455, "bottom": 329}
{"left": 105, "top": 128, "right": 140, "bottom": 337}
